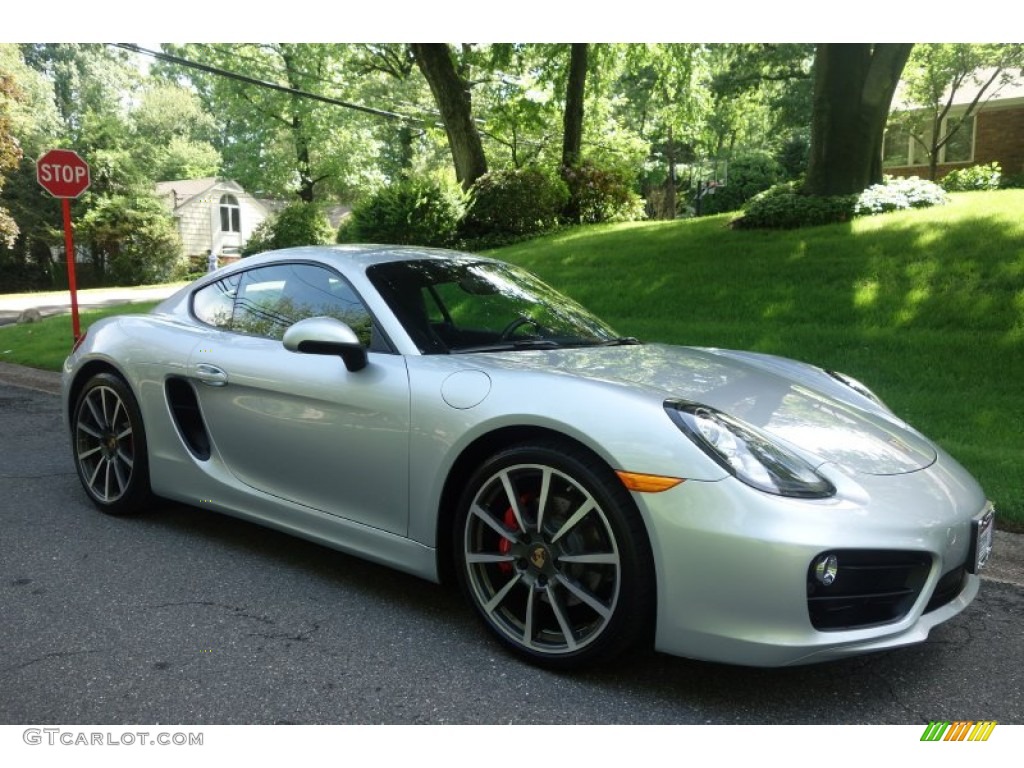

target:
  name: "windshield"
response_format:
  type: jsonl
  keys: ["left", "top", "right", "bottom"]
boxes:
{"left": 367, "top": 258, "right": 626, "bottom": 354}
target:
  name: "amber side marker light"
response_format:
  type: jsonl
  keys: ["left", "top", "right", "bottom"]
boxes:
{"left": 615, "top": 471, "right": 685, "bottom": 493}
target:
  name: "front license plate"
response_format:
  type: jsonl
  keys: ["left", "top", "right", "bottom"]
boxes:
{"left": 969, "top": 505, "right": 995, "bottom": 574}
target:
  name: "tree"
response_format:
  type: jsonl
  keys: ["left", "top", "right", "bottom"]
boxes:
{"left": 0, "top": 68, "right": 24, "bottom": 249}
{"left": 131, "top": 83, "right": 222, "bottom": 181}
{"left": 159, "top": 44, "right": 385, "bottom": 202}
{"left": 895, "top": 44, "right": 1024, "bottom": 179}
{"left": 805, "top": 43, "right": 913, "bottom": 197}
{"left": 410, "top": 43, "right": 488, "bottom": 190}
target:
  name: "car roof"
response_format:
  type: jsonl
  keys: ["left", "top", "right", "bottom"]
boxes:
{"left": 236, "top": 244, "right": 494, "bottom": 273}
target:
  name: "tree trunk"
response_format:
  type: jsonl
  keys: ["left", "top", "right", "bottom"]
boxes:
{"left": 410, "top": 43, "right": 487, "bottom": 190}
{"left": 804, "top": 43, "right": 912, "bottom": 197}
{"left": 561, "top": 43, "right": 588, "bottom": 170}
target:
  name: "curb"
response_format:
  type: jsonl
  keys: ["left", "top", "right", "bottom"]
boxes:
{"left": 0, "top": 362, "right": 1020, "bottom": 587}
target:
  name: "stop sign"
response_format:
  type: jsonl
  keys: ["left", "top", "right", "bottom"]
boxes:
{"left": 37, "top": 149, "right": 91, "bottom": 198}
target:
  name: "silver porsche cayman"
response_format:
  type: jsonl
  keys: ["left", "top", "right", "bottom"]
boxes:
{"left": 62, "top": 245, "right": 995, "bottom": 669}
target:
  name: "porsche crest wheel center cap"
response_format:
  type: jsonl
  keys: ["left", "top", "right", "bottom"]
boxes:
{"left": 529, "top": 544, "right": 550, "bottom": 571}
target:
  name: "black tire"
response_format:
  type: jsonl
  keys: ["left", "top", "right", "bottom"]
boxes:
{"left": 71, "top": 372, "right": 152, "bottom": 516}
{"left": 454, "top": 441, "right": 655, "bottom": 669}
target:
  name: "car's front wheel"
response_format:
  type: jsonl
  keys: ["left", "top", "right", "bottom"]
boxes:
{"left": 455, "top": 442, "right": 655, "bottom": 669}
{"left": 72, "top": 372, "right": 151, "bottom": 516}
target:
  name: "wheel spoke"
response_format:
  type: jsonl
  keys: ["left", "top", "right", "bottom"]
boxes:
{"left": 100, "top": 388, "right": 111, "bottom": 425}
{"left": 550, "top": 498, "right": 596, "bottom": 544}
{"left": 77, "top": 445, "right": 103, "bottom": 461}
{"left": 111, "top": 453, "right": 128, "bottom": 494}
{"left": 105, "top": 459, "right": 117, "bottom": 500}
{"left": 465, "top": 553, "right": 515, "bottom": 565}
{"left": 554, "top": 573, "right": 612, "bottom": 619}
{"left": 483, "top": 572, "right": 523, "bottom": 615}
{"left": 499, "top": 471, "right": 527, "bottom": 532}
{"left": 87, "top": 456, "right": 105, "bottom": 491}
{"left": 84, "top": 395, "right": 104, "bottom": 430}
{"left": 116, "top": 425, "right": 133, "bottom": 440}
{"left": 116, "top": 446, "right": 134, "bottom": 468}
{"left": 535, "top": 467, "right": 551, "bottom": 533}
{"left": 558, "top": 552, "right": 619, "bottom": 566}
{"left": 77, "top": 421, "right": 103, "bottom": 439}
{"left": 470, "top": 503, "right": 519, "bottom": 544}
{"left": 545, "top": 583, "right": 578, "bottom": 651}
{"left": 523, "top": 587, "right": 535, "bottom": 648}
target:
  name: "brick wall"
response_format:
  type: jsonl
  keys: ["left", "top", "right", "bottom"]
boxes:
{"left": 887, "top": 104, "right": 1024, "bottom": 179}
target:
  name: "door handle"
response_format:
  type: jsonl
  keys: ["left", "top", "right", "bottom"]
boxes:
{"left": 194, "top": 363, "right": 228, "bottom": 386}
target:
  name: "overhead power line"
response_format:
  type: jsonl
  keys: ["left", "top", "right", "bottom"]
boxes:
{"left": 112, "top": 43, "right": 433, "bottom": 127}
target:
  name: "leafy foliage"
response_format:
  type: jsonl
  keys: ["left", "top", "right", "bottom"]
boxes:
{"left": 854, "top": 177, "right": 948, "bottom": 214}
{"left": 464, "top": 167, "right": 568, "bottom": 236}
{"left": 940, "top": 162, "right": 1002, "bottom": 192}
{"left": 342, "top": 175, "right": 467, "bottom": 248}
{"left": 77, "top": 193, "right": 185, "bottom": 284}
{"left": 737, "top": 176, "right": 948, "bottom": 229}
{"left": 698, "top": 151, "right": 783, "bottom": 215}
{"left": 562, "top": 161, "right": 645, "bottom": 224}
{"left": 734, "top": 182, "right": 856, "bottom": 229}
{"left": 241, "top": 201, "right": 335, "bottom": 256}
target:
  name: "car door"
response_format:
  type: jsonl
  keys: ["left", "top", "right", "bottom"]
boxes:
{"left": 188, "top": 261, "right": 411, "bottom": 535}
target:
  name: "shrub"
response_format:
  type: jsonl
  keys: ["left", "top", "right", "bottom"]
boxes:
{"left": 242, "top": 201, "right": 334, "bottom": 256}
{"left": 940, "top": 162, "right": 1002, "bottom": 192}
{"left": 736, "top": 176, "right": 949, "bottom": 230}
{"left": 734, "top": 182, "right": 856, "bottom": 229}
{"left": 342, "top": 176, "right": 466, "bottom": 248}
{"left": 1001, "top": 172, "right": 1024, "bottom": 189}
{"left": 78, "top": 193, "right": 186, "bottom": 284}
{"left": 562, "top": 161, "right": 645, "bottom": 224}
{"left": 464, "top": 167, "right": 569, "bottom": 237}
{"left": 854, "top": 176, "right": 948, "bottom": 215}
{"left": 700, "top": 151, "right": 784, "bottom": 215}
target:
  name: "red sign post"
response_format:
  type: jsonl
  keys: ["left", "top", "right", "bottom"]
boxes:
{"left": 37, "top": 149, "right": 91, "bottom": 341}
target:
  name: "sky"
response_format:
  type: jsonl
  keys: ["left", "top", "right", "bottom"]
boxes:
{"left": 1, "top": 1, "right": 1011, "bottom": 43}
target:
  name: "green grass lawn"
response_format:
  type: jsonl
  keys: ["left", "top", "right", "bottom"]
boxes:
{"left": 493, "top": 189, "right": 1024, "bottom": 529}
{"left": 2, "top": 190, "right": 1021, "bottom": 528}
{"left": 0, "top": 302, "right": 159, "bottom": 371}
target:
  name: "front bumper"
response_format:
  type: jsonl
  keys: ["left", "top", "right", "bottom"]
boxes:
{"left": 636, "top": 449, "right": 989, "bottom": 666}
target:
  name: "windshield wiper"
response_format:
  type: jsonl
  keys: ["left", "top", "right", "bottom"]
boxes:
{"left": 598, "top": 336, "right": 641, "bottom": 346}
{"left": 452, "top": 339, "right": 566, "bottom": 354}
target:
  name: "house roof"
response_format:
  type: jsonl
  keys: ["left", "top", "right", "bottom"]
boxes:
{"left": 154, "top": 177, "right": 248, "bottom": 210}
{"left": 894, "top": 67, "right": 1024, "bottom": 111}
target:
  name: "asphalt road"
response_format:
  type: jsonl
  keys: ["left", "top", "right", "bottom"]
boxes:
{"left": 1, "top": 381, "right": 1022, "bottom": 725}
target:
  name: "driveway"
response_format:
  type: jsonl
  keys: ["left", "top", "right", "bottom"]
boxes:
{"left": 0, "top": 284, "right": 184, "bottom": 327}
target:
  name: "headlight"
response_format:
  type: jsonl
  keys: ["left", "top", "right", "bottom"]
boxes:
{"left": 665, "top": 400, "right": 836, "bottom": 499}
{"left": 827, "top": 370, "right": 890, "bottom": 411}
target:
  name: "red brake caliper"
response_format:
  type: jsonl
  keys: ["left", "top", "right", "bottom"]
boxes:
{"left": 498, "top": 506, "right": 518, "bottom": 574}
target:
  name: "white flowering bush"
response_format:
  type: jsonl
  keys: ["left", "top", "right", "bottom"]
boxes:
{"left": 854, "top": 176, "right": 949, "bottom": 215}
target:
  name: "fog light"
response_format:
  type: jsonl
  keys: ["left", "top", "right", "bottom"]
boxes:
{"left": 814, "top": 554, "right": 839, "bottom": 586}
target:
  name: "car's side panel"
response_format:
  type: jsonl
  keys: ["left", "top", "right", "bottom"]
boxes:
{"left": 401, "top": 355, "right": 730, "bottom": 548}
{"left": 184, "top": 332, "right": 412, "bottom": 535}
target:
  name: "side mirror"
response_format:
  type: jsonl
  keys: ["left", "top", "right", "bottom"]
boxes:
{"left": 283, "top": 316, "right": 368, "bottom": 372}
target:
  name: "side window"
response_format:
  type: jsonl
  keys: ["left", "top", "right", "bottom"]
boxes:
{"left": 193, "top": 263, "right": 377, "bottom": 347}
{"left": 192, "top": 274, "right": 239, "bottom": 328}
{"left": 219, "top": 194, "right": 241, "bottom": 233}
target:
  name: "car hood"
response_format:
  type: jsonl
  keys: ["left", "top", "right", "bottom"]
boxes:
{"left": 475, "top": 343, "right": 936, "bottom": 476}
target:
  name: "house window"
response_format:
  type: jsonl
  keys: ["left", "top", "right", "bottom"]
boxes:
{"left": 219, "top": 194, "right": 241, "bottom": 233}
{"left": 883, "top": 114, "right": 975, "bottom": 167}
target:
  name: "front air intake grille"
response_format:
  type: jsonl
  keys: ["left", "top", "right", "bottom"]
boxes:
{"left": 807, "top": 550, "right": 931, "bottom": 631}
{"left": 924, "top": 564, "right": 967, "bottom": 614}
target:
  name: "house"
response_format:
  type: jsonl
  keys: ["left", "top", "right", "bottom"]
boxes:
{"left": 155, "top": 178, "right": 270, "bottom": 266}
{"left": 883, "top": 68, "right": 1024, "bottom": 179}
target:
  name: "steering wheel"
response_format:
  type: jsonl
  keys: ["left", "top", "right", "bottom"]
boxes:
{"left": 499, "top": 315, "right": 542, "bottom": 340}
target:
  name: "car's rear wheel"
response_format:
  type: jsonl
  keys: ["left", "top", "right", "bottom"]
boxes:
{"left": 72, "top": 372, "right": 151, "bottom": 516}
{"left": 455, "top": 442, "right": 655, "bottom": 669}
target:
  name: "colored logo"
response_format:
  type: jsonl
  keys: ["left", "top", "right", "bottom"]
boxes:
{"left": 920, "top": 721, "right": 997, "bottom": 741}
